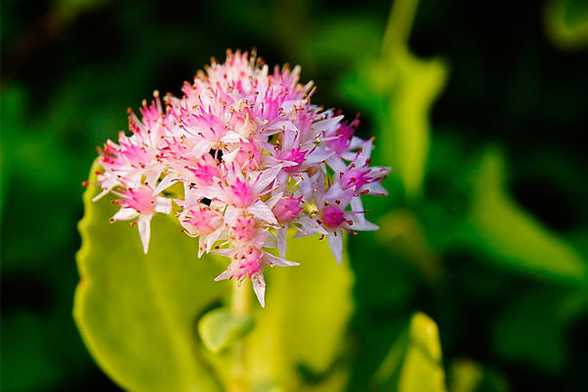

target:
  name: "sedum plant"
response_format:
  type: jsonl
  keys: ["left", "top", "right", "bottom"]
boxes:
{"left": 90, "top": 50, "right": 388, "bottom": 307}
{"left": 74, "top": 51, "right": 453, "bottom": 391}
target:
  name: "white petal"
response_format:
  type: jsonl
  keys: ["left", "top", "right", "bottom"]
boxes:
{"left": 326, "top": 156, "right": 346, "bottom": 173}
{"left": 251, "top": 272, "right": 266, "bottom": 308}
{"left": 221, "top": 131, "right": 245, "bottom": 144}
{"left": 138, "top": 215, "right": 152, "bottom": 254}
{"left": 327, "top": 232, "right": 343, "bottom": 264}
{"left": 248, "top": 201, "right": 278, "bottom": 224}
{"left": 111, "top": 207, "right": 139, "bottom": 221}
{"left": 200, "top": 186, "right": 225, "bottom": 202}
{"left": 341, "top": 151, "right": 358, "bottom": 161}
{"left": 181, "top": 223, "right": 197, "bottom": 238}
{"left": 155, "top": 174, "right": 178, "bottom": 194}
{"left": 92, "top": 186, "right": 113, "bottom": 202}
{"left": 355, "top": 139, "right": 373, "bottom": 166}
{"left": 351, "top": 197, "right": 364, "bottom": 221}
{"left": 366, "top": 182, "right": 388, "bottom": 196}
{"left": 192, "top": 140, "right": 212, "bottom": 157}
{"left": 296, "top": 215, "right": 328, "bottom": 236}
{"left": 351, "top": 218, "right": 379, "bottom": 231}
{"left": 145, "top": 169, "right": 162, "bottom": 189}
{"left": 299, "top": 172, "right": 313, "bottom": 201}
{"left": 205, "top": 227, "right": 224, "bottom": 253}
{"left": 224, "top": 205, "right": 240, "bottom": 226}
{"left": 280, "top": 159, "right": 301, "bottom": 168}
{"left": 349, "top": 136, "right": 363, "bottom": 150}
{"left": 264, "top": 252, "right": 299, "bottom": 267}
{"left": 266, "top": 191, "right": 284, "bottom": 209}
{"left": 214, "top": 268, "right": 233, "bottom": 282}
{"left": 209, "top": 199, "right": 226, "bottom": 210}
{"left": 312, "top": 115, "right": 344, "bottom": 132}
{"left": 253, "top": 165, "right": 282, "bottom": 194}
{"left": 271, "top": 121, "right": 299, "bottom": 148}
{"left": 212, "top": 247, "right": 233, "bottom": 257}
{"left": 222, "top": 147, "right": 240, "bottom": 163}
{"left": 306, "top": 148, "right": 333, "bottom": 164}
{"left": 154, "top": 197, "right": 172, "bottom": 214}
{"left": 197, "top": 238, "right": 206, "bottom": 258}
{"left": 276, "top": 227, "right": 287, "bottom": 257}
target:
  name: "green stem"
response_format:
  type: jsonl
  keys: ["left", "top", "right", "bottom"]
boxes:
{"left": 229, "top": 280, "right": 251, "bottom": 392}
{"left": 382, "top": 0, "right": 419, "bottom": 58}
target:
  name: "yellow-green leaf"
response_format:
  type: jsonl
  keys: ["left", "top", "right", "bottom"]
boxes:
{"left": 449, "top": 359, "right": 509, "bottom": 392}
{"left": 545, "top": 0, "right": 588, "bottom": 50}
{"left": 198, "top": 308, "right": 254, "bottom": 354}
{"left": 398, "top": 312, "right": 446, "bottom": 392}
{"left": 380, "top": 51, "right": 447, "bottom": 200}
{"left": 74, "top": 161, "right": 226, "bottom": 391}
{"left": 374, "top": 312, "right": 446, "bottom": 392}
{"left": 448, "top": 360, "right": 484, "bottom": 392}
{"left": 465, "top": 150, "right": 587, "bottom": 285}
{"left": 339, "top": 0, "right": 447, "bottom": 200}
{"left": 245, "top": 234, "right": 353, "bottom": 390}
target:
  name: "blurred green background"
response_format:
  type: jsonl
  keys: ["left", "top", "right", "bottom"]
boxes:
{"left": 1, "top": 0, "right": 587, "bottom": 390}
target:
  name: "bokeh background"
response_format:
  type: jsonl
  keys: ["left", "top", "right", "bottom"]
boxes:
{"left": 1, "top": 0, "right": 587, "bottom": 390}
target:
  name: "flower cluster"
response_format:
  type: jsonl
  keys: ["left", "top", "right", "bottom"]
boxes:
{"left": 94, "top": 50, "right": 389, "bottom": 306}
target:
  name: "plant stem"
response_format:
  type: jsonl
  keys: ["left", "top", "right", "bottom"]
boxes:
{"left": 382, "top": 0, "right": 419, "bottom": 57}
{"left": 229, "top": 280, "right": 251, "bottom": 392}
{"left": 232, "top": 279, "right": 252, "bottom": 316}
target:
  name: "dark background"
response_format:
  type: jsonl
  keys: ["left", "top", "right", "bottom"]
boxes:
{"left": 1, "top": 0, "right": 587, "bottom": 390}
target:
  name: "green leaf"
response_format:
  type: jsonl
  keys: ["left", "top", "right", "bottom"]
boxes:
{"left": 245, "top": 234, "right": 353, "bottom": 390}
{"left": 374, "top": 312, "right": 446, "bottom": 392}
{"left": 492, "top": 288, "right": 588, "bottom": 372}
{"left": 1, "top": 314, "right": 63, "bottom": 390}
{"left": 376, "top": 209, "right": 442, "bottom": 284}
{"left": 464, "top": 150, "right": 588, "bottom": 285}
{"left": 198, "top": 308, "right": 254, "bottom": 354}
{"left": 74, "top": 161, "right": 225, "bottom": 391}
{"left": 545, "top": 0, "right": 588, "bottom": 50}
{"left": 448, "top": 359, "right": 509, "bottom": 392}
{"left": 53, "top": 0, "right": 108, "bottom": 25}
{"left": 339, "top": 0, "right": 448, "bottom": 200}
{"left": 305, "top": 15, "right": 382, "bottom": 67}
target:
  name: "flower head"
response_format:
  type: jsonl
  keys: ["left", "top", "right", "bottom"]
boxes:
{"left": 94, "top": 50, "right": 389, "bottom": 306}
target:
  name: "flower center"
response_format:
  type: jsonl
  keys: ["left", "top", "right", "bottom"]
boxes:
{"left": 227, "top": 178, "right": 254, "bottom": 208}
{"left": 327, "top": 123, "right": 354, "bottom": 154}
{"left": 185, "top": 207, "right": 222, "bottom": 235}
{"left": 190, "top": 155, "right": 220, "bottom": 186}
{"left": 279, "top": 148, "right": 307, "bottom": 173}
{"left": 233, "top": 246, "right": 264, "bottom": 279}
{"left": 321, "top": 205, "right": 345, "bottom": 229}
{"left": 231, "top": 215, "right": 257, "bottom": 242}
{"left": 341, "top": 167, "right": 371, "bottom": 190}
{"left": 121, "top": 187, "right": 156, "bottom": 214}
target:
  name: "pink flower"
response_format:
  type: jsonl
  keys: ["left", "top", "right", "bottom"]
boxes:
{"left": 272, "top": 195, "right": 303, "bottom": 224}
{"left": 326, "top": 118, "right": 357, "bottom": 155}
{"left": 321, "top": 205, "right": 347, "bottom": 230}
{"left": 214, "top": 245, "right": 299, "bottom": 307}
{"left": 277, "top": 148, "right": 307, "bottom": 173}
{"left": 110, "top": 181, "right": 174, "bottom": 254}
{"left": 94, "top": 50, "right": 389, "bottom": 306}
{"left": 231, "top": 214, "right": 258, "bottom": 243}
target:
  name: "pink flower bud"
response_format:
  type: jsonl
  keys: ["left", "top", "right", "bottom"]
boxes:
{"left": 272, "top": 196, "right": 303, "bottom": 224}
